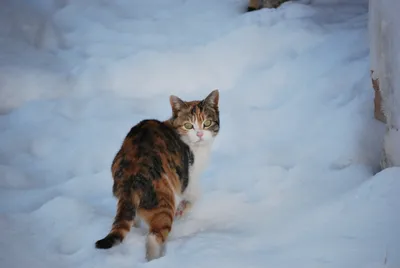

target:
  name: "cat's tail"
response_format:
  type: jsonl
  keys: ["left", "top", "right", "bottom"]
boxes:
{"left": 95, "top": 186, "right": 138, "bottom": 249}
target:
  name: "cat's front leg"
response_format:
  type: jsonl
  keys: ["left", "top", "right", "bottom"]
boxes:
{"left": 175, "top": 199, "right": 192, "bottom": 218}
{"left": 133, "top": 216, "right": 142, "bottom": 228}
{"left": 175, "top": 182, "right": 200, "bottom": 219}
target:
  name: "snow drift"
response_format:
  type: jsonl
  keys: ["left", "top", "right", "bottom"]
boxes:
{"left": 0, "top": 0, "right": 399, "bottom": 268}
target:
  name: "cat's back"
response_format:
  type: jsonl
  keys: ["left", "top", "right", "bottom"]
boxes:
{"left": 111, "top": 119, "right": 191, "bottom": 181}
{"left": 123, "top": 119, "right": 183, "bottom": 152}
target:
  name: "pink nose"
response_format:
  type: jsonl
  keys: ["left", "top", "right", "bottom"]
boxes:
{"left": 196, "top": 131, "right": 204, "bottom": 137}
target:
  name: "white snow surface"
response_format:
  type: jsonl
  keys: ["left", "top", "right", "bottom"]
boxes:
{"left": 0, "top": 0, "right": 399, "bottom": 267}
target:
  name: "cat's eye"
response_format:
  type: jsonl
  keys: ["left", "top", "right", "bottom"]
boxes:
{"left": 183, "top": 122, "right": 193, "bottom": 129}
{"left": 203, "top": 120, "right": 212, "bottom": 128}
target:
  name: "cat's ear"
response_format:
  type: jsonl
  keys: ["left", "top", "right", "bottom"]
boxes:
{"left": 170, "top": 95, "right": 186, "bottom": 114}
{"left": 204, "top": 89, "right": 219, "bottom": 107}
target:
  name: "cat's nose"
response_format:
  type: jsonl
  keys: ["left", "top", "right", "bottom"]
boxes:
{"left": 196, "top": 131, "right": 204, "bottom": 137}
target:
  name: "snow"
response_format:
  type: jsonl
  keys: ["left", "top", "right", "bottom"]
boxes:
{"left": 0, "top": 0, "right": 399, "bottom": 267}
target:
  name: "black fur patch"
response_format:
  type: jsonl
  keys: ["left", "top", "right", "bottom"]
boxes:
{"left": 131, "top": 174, "right": 159, "bottom": 210}
{"left": 95, "top": 233, "right": 122, "bottom": 249}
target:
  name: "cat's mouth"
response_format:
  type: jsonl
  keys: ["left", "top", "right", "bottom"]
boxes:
{"left": 188, "top": 136, "right": 210, "bottom": 145}
{"left": 193, "top": 138, "right": 208, "bottom": 145}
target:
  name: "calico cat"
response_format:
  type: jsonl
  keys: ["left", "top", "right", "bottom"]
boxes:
{"left": 247, "top": 0, "right": 289, "bottom": 12}
{"left": 95, "top": 89, "right": 220, "bottom": 261}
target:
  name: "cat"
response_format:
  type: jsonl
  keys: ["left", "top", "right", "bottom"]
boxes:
{"left": 95, "top": 89, "right": 220, "bottom": 261}
{"left": 247, "top": 0, "right": 290, "bottom": 12}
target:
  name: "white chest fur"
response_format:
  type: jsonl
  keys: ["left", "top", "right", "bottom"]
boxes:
{"left": 181, "top": 144, "right": 212, "bottom": 203}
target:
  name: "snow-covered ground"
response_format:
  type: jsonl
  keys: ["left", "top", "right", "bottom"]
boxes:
{"left": 1, "top": 0, "right": 399, "bottom": 267}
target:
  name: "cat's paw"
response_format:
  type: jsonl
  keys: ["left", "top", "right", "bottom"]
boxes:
{"left": 175, "top": 200, "right": 190, "bottom": 219}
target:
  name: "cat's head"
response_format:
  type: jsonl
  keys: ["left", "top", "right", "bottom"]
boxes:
{"left": 168, "top": 89, "right": 220, "bottom": 146}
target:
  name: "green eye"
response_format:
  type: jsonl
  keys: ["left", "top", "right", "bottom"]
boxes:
{"left": 183, "top": 122, "right": 193, "bottom": 129}
{"left": 203, "top": 120, "right": 212, "bottom": 127}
